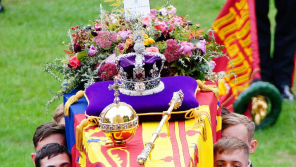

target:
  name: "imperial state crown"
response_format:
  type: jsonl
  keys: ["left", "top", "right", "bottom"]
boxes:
{"left": 115, "top": 31, "right": 166, "bottom": 96}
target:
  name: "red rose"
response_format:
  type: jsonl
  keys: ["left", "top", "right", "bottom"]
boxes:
{"left": 69, "top": 56, "right": 81, "bottom": 69}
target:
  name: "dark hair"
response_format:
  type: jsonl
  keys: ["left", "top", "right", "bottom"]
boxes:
{"left": 35, "top": 143, "right": 71, "bottom": 167}
{"left": 221, "top": 107, "right": 230, "bottom": 116}
{"left": 33, "top": 122, "right": 66, "bottom": 150}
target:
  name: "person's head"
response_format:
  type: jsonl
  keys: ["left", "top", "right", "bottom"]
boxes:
{"left": 221, "top": 107, "right": 231, "bottom": 116}
{"left": 31, "top": 122, "right": 66, "bottom": 164}
{"left": 214, "top": 137, "right": 250, "bottom": 167}
{"left": 222, "top": 113, "right": 257, "bottom": 154}
{"left": 53, "top": 103, "right": 65, "bottom": 125}
{"left": 35, "top": 143, "right": 71, "bottom": 167}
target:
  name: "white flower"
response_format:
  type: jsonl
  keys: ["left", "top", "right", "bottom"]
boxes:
{"left": 109, "top": 14, "right": 118, "bottom": 24}
{"left": 167, "top": 5, "right": 177, "bottom": 15}
{"left": 159, "top": 8, "right": 167, "bottom": 16}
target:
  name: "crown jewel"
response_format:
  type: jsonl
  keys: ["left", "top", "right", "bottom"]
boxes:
{"left": 115, "top": 31, "right": 166, "bottom": 96}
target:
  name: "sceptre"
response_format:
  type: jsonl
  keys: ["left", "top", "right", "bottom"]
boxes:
{"left": 137, "top": 90, "right": 184, "bottom": 165}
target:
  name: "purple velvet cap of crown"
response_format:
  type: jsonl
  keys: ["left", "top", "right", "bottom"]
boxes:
{"left": 119, "top": 54, "right": 162, "bottom": 78}
{"left": 85, "top": 76, "right": 199, "bottom": 122}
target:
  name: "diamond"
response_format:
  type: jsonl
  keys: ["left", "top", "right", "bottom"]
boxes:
{"left": 123, "top": 124, "right": 128, "bottom": 129}
{"left": 135, "top": 82, "right": 145, "bottom": 92}
{"left": 102, "top": 125, "right": 107, "bottom": 130}
{"left": 129, "top": 122, "right": 133, "bottom": 127}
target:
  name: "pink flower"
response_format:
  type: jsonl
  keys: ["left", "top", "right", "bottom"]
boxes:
{"left": 169, "top": 16, "right": 184, "bottom": 26}
{"left": 105, "top": 54, "right": 116, "bottom": 64}
{"left": 150, "top": 9, "right": 157, "bottom": 15}
{"left": 164, "top": 39, "right": 182, "bottom": 63}
{"left": 179, "top": 41, "right": 194, "bottom": 56}
{"left": 196, "top": 39, "right": 207, "bottom": 54}
{"left": 118, "top": 30, "right": 131, "bottom": 41}
{"left": 88, "top": 45, "right": 98, "bottom": 57}
{"left": 94, "top": 23, "right": 101, "bottom": 31}
{"left": 93, "top": 31, "right": 117, "bottom": 49}
{"left": 68, "top": 56, "right": 81, "bottom": 69}
{"left": 145, "top": 47, "right": 159, "bottom": 53}
{"left": 149, "top": 9, "right": 157, "bottom": 19}
{"left": 109, "top": 32, "right": 118, "bottom": 42}
{"left": 208, "top": 61, "right": 216, "bottom": 71}
{"left": 142, "top": 15, "right": 153, "bottom": 25}
{"left": 117, "top": 43, "right": 125, "bottom": 50}
{"left": 94, "top": 22, "right": 107, "bottom": 31}
{"left": 196, "top": 23, "right": 200, "bottom": 27}
{"left": 99, "top": 63, "right": 118, "bottom": 81}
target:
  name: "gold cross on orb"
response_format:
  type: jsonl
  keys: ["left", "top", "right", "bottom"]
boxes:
{"left": 108, "top": 77, "right": 125, "bottom": 104}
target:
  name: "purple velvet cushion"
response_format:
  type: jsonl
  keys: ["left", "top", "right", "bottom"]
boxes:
{"left": 85, "top": 76, "right": 199, "bottom": 121}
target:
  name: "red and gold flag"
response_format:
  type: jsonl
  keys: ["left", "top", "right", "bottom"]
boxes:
{"left": 212, "top": 0, "right": 261, "bottom": 111}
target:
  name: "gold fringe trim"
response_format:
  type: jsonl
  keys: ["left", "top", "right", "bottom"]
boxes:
{"left": 196, "top": 80, "right": 219, "bottom": 101}
{"left": 64, "top": 90, "right": 85, "bottom": 116}
{"left": 76, "top": 115, "right": 100, "bottom": 152}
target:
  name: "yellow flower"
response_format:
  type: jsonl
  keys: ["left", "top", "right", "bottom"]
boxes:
{"left": 144, "top": 34, "right": 155, "bottom": 46}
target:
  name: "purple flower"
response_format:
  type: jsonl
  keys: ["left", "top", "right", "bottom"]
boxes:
{"left": 179, "top": 41, "right": 194, "bottom": 56}
{"left": 74, "top": 43, "right": 82, "bottom": 53}
{"left": 118, "top": 30, "right": 131, "bottom": 41}
{"left": 196, "top": 39, "right": 206, "bottom": 54}
{"left": 164, "top": 39, "right": 182, "bottom": 63}
{"left": 88, "top": 45, "right": 98, "bottom": 57}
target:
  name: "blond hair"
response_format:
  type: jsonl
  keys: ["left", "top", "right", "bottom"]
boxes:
{"left": 53, "top": 103, "right": 64, "bottom": 124}
{"left": 222, "top": 113, "right": 255, "bottom": 143}
{"left": 214, "top": 137, "right": 249, "bottom": 159}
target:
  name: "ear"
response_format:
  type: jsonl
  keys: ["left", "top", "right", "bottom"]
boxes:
{"left": 249, "top": 139, "right": 257, "bottom": 154}
{"left": 31, "top": 153, "right": 36, "bottom": 165}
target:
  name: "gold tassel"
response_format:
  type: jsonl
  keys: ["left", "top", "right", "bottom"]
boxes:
{"left": 64, "top": 90, "right": 85, "bottom": 116}
{"left": 196, "top": 80, "right": 219, "bottom": 101}
{"left": 184, "top": 107, "right": 208, "bottom": 142}
{"left": 76, "top": 119, "right": 90, "bottom": 152}
{"left": 75, "top": 115, "right": 100, "bottom": 152}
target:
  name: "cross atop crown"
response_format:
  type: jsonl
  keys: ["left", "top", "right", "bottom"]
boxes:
{"left": 108, "top": 77, "right": 125, "bottom": 104}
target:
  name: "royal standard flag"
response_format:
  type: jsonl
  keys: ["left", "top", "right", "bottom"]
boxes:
{"left": 212, "top": 0, "right": 261, "bottom": 112}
